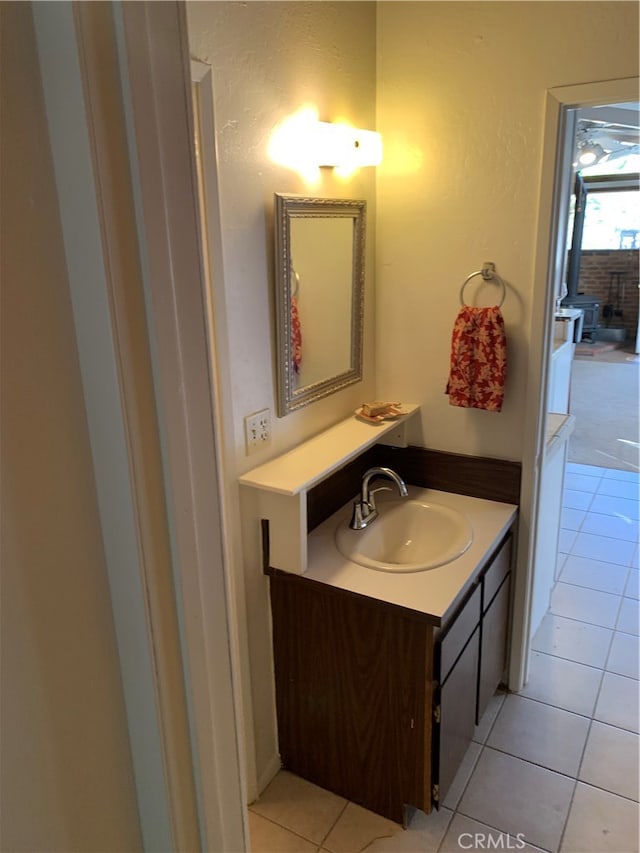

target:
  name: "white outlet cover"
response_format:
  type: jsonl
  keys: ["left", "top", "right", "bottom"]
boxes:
{"left": 244, "top": 408, "right": 271, "bottom": 454}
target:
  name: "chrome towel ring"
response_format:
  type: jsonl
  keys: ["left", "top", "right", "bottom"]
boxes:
{"left": 459, "top": 262, "right": 506, "bottom": 308}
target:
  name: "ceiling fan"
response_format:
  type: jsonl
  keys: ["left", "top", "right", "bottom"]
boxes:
{"left": 576, "top": 119, "right": 640, "bottom": 165}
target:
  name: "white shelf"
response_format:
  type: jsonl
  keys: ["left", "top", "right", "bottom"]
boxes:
{"left": 238, "top": 404, "right": 420, "bottom": 575}
{"left": 239, "top": 404, "right": 419, "bottom": 496}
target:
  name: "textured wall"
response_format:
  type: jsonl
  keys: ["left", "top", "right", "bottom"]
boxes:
{"left": 187, "top": 1, "right": 377, "bottom": 791}
{"left": 188, "top": 0, "right": 639, "bottom": 797}
{"left": 376, "top": 1, "right": 639, "bottom": 460}
{"left": 188, "top": 1, "right": 377, "bottom": 462}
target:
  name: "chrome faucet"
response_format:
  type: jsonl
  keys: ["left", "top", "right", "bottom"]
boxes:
{"left": 349, "top": 466, "right": 408, "bottom": 530}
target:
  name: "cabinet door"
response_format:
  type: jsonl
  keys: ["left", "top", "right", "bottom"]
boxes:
{"left": 477, "top": 574, "right": 511, "bottom": 721}
{"left": 270, "top": 574, "right": 431, "bottom": 824}
{"left": 433, "top": 625, "right": 480, "bottom": 805}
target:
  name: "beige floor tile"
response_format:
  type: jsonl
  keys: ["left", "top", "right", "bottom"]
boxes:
{"left": 249, "top": 812, "right": 317, "bottom": 853}
{"left": 559, "top": 554, "right": 629, "bottom": 595}
{"left": 367, "top": 807, "right": 453, "bottom": 853}
{"left": 472, "top": 689, "right": 506, "bottom": 744}
{"left": 558, "top": 528, "right": 577, "bottom": 554}
{"left": 518, "top": 650, "right": 602, "bottom": 716}
{"left": 549, "top": 583, "right": 621, "bottom": 629}
{"left": 606, "top": 630, "right": 639, "bottom": 680}
{"left": 616, "top": 595, "right": 640, "bottom": 635}
{"left": 322, "top": 802, "right": 401, "bottom": 853}
{"left": 580, "top": 510, "right": 639, "bottom": 542}
{"left": 555, "top": 551, "right": 568, "bottom": 582}
{"left": 571, "top": 531, "right": 636, "bottom": 566}
{"left": 250, "top": 771, "right": 346, "bottom": 845}
{"left": 594, "top": 671, "right": 640, "bottom": 733}
{"left": 531, "top": 613, "right": 612, "bottom": 668}
{"left": 487, "top": 694, "right": 590, "bottom": 777}
{"left": 560, "top": 783, "right": 640, "bottom": 852}
{"left": 579, "top": 721, "right": 639, "bottom": 801}
{"left": 442, "top": 741, "right": 482, "bottom": 810}
{"left": 458, "top": 748, "right": 574, "bottom": 852}
{"left": 560, "top": 507, "right": 586, "bottom": 531}
{"left": 625, "top": 568, "right": 639, "bottom": 599}
{"left": 440, "top": 814, "right": 546, "bottom": 852}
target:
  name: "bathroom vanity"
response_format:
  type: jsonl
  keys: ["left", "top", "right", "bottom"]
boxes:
{"left": 240, "top": 409, "right": 519, "bottom": 825}
{"left": 269, "top": 491, "right": 515, "bottom": 824}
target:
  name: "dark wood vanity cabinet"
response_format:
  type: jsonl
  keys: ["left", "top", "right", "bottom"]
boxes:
{"left": 269, "top": 532, "right": 513, "bottom": 824}
{"left": 431, "top": 535, "right": 511, "bottom": 805}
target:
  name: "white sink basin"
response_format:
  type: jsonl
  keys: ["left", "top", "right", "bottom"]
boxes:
{"left": 334, "top": 498, "right": 473, "bottom": 573}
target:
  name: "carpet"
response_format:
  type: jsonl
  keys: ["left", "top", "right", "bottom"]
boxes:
{"left": 568, "top": 358, "right": 640, "bottom": 472}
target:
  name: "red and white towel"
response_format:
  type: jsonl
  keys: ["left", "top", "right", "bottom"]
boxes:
{"left": 445, "top": 306, "right": 507, "bottom": 412}
{"left": 291, "top": 294, "right": 302, "bottom": 374}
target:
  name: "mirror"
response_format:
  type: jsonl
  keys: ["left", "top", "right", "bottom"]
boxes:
{"left": 274, "top": 193, "right": 366, "bottom": 416}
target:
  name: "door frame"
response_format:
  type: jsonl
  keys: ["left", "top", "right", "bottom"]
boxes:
{"left": 511, "top": 76, "right": 639, "bottom": 690}
{"left": 115, "top": 3, "right": 249, "bottom": 848}
{"left": 36, "top": 2, "right": 249, "bottom": 849}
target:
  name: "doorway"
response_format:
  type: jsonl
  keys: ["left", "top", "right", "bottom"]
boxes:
{"left": 562, "top": 108, "right": 640, "bottom": 474}
{"left": 511, "top": 77, "right": 639, "bottom": 696}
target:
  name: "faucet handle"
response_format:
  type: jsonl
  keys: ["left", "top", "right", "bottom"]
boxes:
{"left": 368, "top": 485, "right": 392, "bottom": 511}
{"left": 349, "top": 500, "right": 378, "bottom": 530}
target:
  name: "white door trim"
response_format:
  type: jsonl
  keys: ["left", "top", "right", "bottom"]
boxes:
{"left": 190, "top": 58, "right": 260, "bottom": 801}
{"left": 114, "top": 3, "right": 249, "bottom": 849}
{"left": 511, "top": 76, "right": 639, "bottom": 690}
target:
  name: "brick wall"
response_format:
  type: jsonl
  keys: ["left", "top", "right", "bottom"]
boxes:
{"left": 575, "top": 250, "right": 639, "bottom": 341}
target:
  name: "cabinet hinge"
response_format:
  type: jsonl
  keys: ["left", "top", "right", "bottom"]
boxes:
{"left": 433, "top": 704, "right": 441, "bottom": 724}
{"left": 432, "top": 784, "right": 440, "bottom": 803}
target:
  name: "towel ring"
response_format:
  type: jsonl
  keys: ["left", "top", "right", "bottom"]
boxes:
{"left": 460, "top": 262, "right": 506, "bottom": 308}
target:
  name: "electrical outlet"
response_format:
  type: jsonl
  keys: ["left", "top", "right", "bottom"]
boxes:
{"left": 244, "top": 408, "right": 271, "bottom": 454}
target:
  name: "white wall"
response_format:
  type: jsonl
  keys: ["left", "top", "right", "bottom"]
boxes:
{"left": 187, "top": 0, "right": 639, "bottom": 796}
{"left": 376, "top": 1, "right": 638, "bottom": 461}
{"left": 187, "top": 1, "right": 378, "bottom": 791}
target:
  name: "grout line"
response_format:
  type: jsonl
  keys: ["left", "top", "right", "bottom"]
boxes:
{"left": 552, "top": 577, "right": 625, "bottom": 599}
{"left": 560, "top": 543, "right": 636, "bottom": 569}
{"left": 570, "top": 778, "right": 640, "bottom": 806}
{"left": 479, "top": 743, "right": 582, "bottom": 782}
{"left": 453, "top": 800, "right": 556, "bottom": 853}
{"left": 529, "top": 646, "right": 609, "bottom": 670}
{"left": 555, "top": 557, "right": 631, "bottom": 593}
{"left": 434, "top": 809, "right": 455, "bottom": 853}
{"left": 511, "top": 690, "right": 597, "bottom": 722}
{"left": 538, "top": 608, "right": 617, "bottom": 633}
{"left": 317, "top": 799, "right": 349, "bottom": 850}
{"left": 556, "top": 775, "right": 580, "bottom": 853}
{"left": 527, "top": 647, "right": 607, "bottom": 675}
{"left": 248, "top": 809, "right": 332, "bottom": 850}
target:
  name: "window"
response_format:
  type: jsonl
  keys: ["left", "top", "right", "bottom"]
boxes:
{"left": 581, "top": 187, "right": 640, "bottom": 250}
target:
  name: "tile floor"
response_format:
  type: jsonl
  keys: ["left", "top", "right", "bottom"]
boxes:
{"left": 249, "top": 462, "right": 639, "bottom": 853}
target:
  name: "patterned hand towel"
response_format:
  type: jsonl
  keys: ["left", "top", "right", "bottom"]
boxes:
{"left": 291, "top": 294, "right": 302, "bottom": 374}
{"left": 445, "top": 306, "right": 507, "bottom": 412}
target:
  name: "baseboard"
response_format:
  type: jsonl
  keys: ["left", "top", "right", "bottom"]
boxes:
{"left": 252, "top": 752, "right": 282, "bottom": 802}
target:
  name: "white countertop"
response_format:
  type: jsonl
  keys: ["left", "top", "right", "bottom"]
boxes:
{"left": 545, "top": 412, "right": 576, "bottom": 459}
{"left": 304, "top": 486, "right": 517, "bottom": 625}
{"left": 555, "top": 308, "right": 583, "bottom": 320}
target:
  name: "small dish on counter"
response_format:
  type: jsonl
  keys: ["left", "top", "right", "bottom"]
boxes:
{"left": 355, "top": 404, "right": 407, "bottom": 424}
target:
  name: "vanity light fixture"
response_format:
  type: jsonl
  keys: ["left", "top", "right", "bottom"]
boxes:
{"left": 268, "top": 107, "right": 382, "bottom": 180}
{"left": 314, "top": 121, "right": 383, "bottom": 172}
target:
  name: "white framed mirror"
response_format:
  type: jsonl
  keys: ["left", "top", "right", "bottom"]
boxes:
{"left": 274, "top": 194, "right": 366, "bottom": 416}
